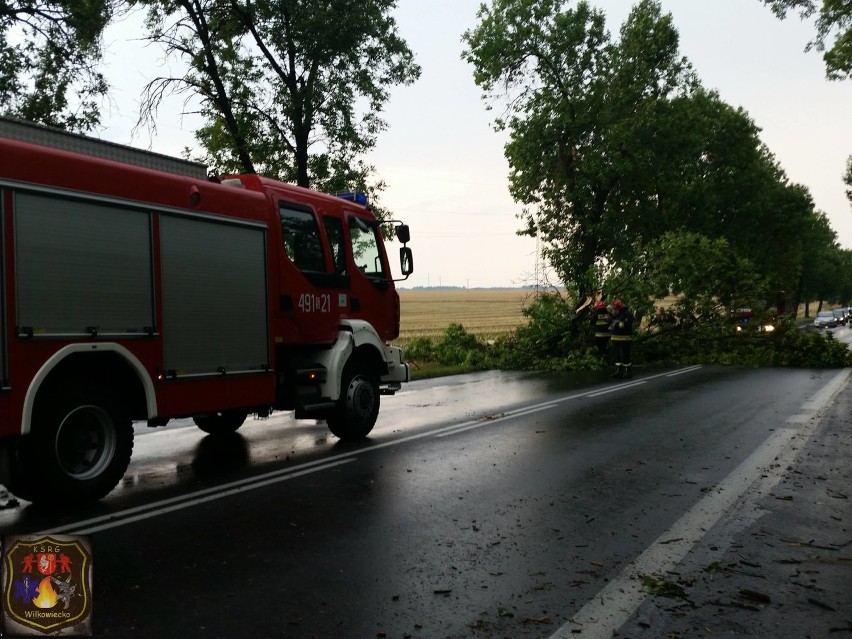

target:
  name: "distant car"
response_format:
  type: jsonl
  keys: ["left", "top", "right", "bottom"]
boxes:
{"left": 833, "top": 308, "right": 848, "bottom": 326}
{"left": 731, "top": 307, "right": 776, "bottom": 333}
{"left": 814, "top": 310, "right": 837, "bottom": 329}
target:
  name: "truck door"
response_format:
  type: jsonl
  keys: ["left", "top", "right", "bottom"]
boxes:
{"left": 276, "top": 201, "right": 343, "bottom": 344}
{"left": 345, "top": 212, "right": 397, "bottom": 341}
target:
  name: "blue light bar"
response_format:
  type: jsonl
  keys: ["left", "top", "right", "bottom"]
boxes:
{"left": 334, "top": 192, "right": 368, "bottom": 205}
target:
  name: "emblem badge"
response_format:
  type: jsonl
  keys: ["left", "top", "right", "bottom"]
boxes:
{"left": 2, "top": 535, "right": 92, "bottom": 636}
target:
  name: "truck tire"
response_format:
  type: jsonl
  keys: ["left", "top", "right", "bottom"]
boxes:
{"left": 9, "top": 387, "right": 133, "bottom": 503}
{"left": 192, "top": 410, "right": 248, "bottom": 435}
{"left": 326, "top": 359, "right": 380, "bottom": 440}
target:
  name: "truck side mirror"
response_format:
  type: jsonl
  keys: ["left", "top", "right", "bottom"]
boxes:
{"left": 395, "top": 224, "right": 410, "bottom": 245}
{"left": 399, "top": 247, "right": 414, "bottom": 277}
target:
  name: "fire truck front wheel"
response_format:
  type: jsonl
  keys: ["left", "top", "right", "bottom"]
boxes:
{"left": 11, "top": 387, "right": 134, "bottom": 503}
{"left": 326, "top": 360, "right": 380, "bottom": 440}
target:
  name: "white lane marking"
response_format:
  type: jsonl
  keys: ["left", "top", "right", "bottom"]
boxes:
{"left": 547, "top": 367, "right": 852, "bottom": 639}
{"left": 435, "top": 365, "right": 702, "bottom": 435}
{"left": 802, "top": 368, "right": 851, "bottom": 409}
{"left": 435, "top": 404, "right": 558, "bottom": 438}
{"left": 586, "top": 380, "right": 647, "bottom": 397}
{"left": 49, "top": 459, "right": 357, "bottom": 535}
{"left": 627, "top": 365, "right": 701, "bottom": 383}
{"left": 42, "top": 456, "right": 364, "bottom": 535}
{"left": 39, "top": 365, "right": 705, "bottom": 535}
{"left": 666, "top": 365, "right": 703, "bottom": 377}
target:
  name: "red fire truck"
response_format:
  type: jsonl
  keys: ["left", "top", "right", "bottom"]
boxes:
{"left": 0, "top": 117, "right": 413, "bottom": 504}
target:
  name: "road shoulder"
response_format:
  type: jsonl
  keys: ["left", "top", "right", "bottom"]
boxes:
{"left": 616, "top": 378, "right": 852, "bottom": 638}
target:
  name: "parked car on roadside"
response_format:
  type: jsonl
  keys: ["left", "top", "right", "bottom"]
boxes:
{"left": 814, "top": 310, "right": 838, "bottom": 329}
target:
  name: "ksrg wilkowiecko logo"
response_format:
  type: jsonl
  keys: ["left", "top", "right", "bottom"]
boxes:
{"left": 2, "top": 535, "right": 92, "bottom": 636}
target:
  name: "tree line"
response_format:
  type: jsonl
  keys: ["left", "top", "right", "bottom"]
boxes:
{"left": 2, "top": 0, "right": 852, "bottom": 364}
{"left": 462, "top": 0, "right": 852, "bottom": 326}
{"left": 1, "top": 0, "right": 421, "bottom": 199}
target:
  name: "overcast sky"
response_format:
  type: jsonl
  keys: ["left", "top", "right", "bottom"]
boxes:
{"left": 100, "top": 1, "right": 852, "bottom": 289}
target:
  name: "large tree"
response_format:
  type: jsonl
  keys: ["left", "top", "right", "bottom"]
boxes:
{"left": 761, "top": 0, "right": 852, "bottom": 81}
{"left": 133, "top": 0, "right": 420, "bottom": 190}
{"left": 463, "top": 0, "right": 699, "bottom": 303}
{"left": 0, "top": 0, "right": 114, "bottom": 130}
{"left": 465, "top": 0, "right": 826, "bottom": 319}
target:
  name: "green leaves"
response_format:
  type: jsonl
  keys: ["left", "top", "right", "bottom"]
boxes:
{"left": 761, "top": 0, "right": 852, "bottom": 81}
{"left": 466, "top": 0, "right": 840, "bottom": 323}
{"left": 0, "top": 0, "right": 114, "bottom": 131}
{"left": 639, "top": 574, "right": 688, "bottom": 599}
{"left": 463, "top": 1, "right": 700, "bottom": 302}
{"left": 136, "top": 0, "right": 420, "bottom": 191}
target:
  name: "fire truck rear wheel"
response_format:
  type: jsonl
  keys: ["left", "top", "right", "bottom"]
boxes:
{"left": 11, "top": 387, "right": 134, "bottom": 503}
{"left": 193, "top": 410, "right": 248, "bottom": 435}
{"left": 326, "top": 361, "right": 380, "bottom": 440}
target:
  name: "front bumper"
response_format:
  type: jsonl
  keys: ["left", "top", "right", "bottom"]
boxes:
{"left": 380, "top": 345, "right": 410, "bottom": 394}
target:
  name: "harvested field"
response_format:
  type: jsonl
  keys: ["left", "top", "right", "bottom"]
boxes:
{"left": 398, "top": 288, "right": 533, "bottom": 343}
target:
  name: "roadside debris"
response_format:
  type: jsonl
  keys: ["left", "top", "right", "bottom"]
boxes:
{"left": 639, "top": 574, "right": 690, "bottom": 600}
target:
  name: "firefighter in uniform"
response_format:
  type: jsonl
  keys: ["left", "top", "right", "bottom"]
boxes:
{"left": 592, "top": 300, "right": 611, "bottom": 359}
{"left": 609, "top": 298, "right": 633, "bottom": 378}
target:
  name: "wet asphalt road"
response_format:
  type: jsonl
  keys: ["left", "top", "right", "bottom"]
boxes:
{"left": 1, "top": 359, "right": 851, "bottom": 638}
